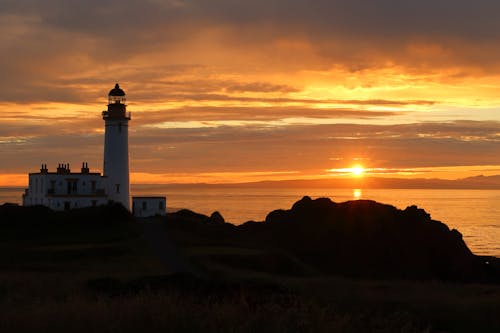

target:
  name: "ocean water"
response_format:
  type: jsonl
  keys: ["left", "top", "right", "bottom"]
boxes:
{"left": 2, "top": 186, "right": 499, "bottom": 257}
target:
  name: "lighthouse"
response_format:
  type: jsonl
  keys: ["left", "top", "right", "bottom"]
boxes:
{"left": 22, "top": 84, "right": 166, "bottom": 216}
{"left": 102, "top": 83, "right": 131, "bottom": 210}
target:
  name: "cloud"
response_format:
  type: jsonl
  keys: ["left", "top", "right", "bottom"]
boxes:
{"left": 2, "top": 114, "right": 499, "bottom": 184}
{"left": 1, "top": 0, "right": 500, "bottom": 103}
{"left": 131, "top": 106, "right": 401, "bottom": 126}
{"left": 1, "top": 1, "right": 500, "bottom": 183}
{"left": 128, "top": 120, "right": 500, "bottom": 172}
{"left": 225, "top": 82, "right": 299, "bottom": 93}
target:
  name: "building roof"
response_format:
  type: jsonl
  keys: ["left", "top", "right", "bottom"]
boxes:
{"left": 29, "top": 172, "right": 102, "bottom": 176}
{"left": 108, "top": 83, "right": 125, "bottom": 96}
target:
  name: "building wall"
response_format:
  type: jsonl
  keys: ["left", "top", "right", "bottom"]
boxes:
{"left": 132, "top": 197, "right": 166, "bottom": 218}
{"left": 23, "top": 173, "right": 108, "bottom": 210}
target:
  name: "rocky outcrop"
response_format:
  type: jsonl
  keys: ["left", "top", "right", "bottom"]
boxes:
{"left": 240, "top": 196, "right": 497, "bottom": 282}
{"left": 164, "top": 197, "right": 498, "bottom": 282}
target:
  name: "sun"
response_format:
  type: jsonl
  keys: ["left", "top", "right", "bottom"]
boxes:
{"left": 350, "top": 165, "right": 365, "bottom": 177}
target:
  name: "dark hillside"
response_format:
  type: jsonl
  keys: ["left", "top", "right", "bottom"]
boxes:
{"left": 166, "top": 197, "right": 499, "bottom": 282}
{"left": 1, "top": 201, "right": 499, "bottom": 332}
{"left": 0, "top": 203, "right": 151, "bottom": 275}
{"left": 0, "top": 203, "right": 136, "bottom": 243}
{"left": 243, "top": 197, "right": 491, "bottom": 281}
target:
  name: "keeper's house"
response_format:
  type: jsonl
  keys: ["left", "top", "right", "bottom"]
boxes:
{"left": 22, "top": 163, "right": 108, "bottom": 210}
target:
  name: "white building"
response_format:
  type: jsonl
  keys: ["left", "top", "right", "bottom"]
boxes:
{"left": 22, "top": 163, "right": 108, "bottom": 210}
{"left": 132, "top": 197, "right": 167, "bottom": 218}
{"left": 22, "top": 84, "right": 140, "bottom": 212}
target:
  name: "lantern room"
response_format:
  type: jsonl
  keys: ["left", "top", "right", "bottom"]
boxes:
{"left": 108, "top": 83, "right": 126, "bottom": 105}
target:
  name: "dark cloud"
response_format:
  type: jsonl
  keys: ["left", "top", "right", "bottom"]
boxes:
{"left": 3, "top": 1, "right": 500, "bottom": 50}
{"left": 1, "top": 0, "right": 500, "bottom": 102}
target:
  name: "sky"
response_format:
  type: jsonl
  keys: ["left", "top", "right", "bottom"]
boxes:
{"left": 1, "top": 0, "right": 500, "bottom": 186}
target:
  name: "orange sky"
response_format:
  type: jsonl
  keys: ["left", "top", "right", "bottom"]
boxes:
{"left": 1, "top": 0, "right": 500, "bottom": 186}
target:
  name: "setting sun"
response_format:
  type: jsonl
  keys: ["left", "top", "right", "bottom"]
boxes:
{"left": 325, "top": 165, "right": 368, "bottom": 177}
{"left": 351, "top": 165, "right": 365, "bottom": 177}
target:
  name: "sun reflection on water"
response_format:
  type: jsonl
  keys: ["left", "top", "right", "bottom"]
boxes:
{"left": 353, "top": 189, "right": 362, "bottom": 199}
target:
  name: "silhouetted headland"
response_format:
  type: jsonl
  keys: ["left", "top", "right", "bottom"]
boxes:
{"left": 165, "top": 196, "right": 500, "bottom": 283}
{"left": 1, "top": 197, "right": 499, "bottom": 283}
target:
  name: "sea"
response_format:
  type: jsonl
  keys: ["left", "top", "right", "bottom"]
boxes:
{"left": 2, "top": 186, "right": 499, "bottom": 258}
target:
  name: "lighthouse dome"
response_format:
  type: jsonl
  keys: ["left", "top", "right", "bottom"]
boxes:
{"left": 108, "top": 83, "right": 126, "bottom": 105}
{"left": 109, "top": 83, "right": 125, "bottom": 96}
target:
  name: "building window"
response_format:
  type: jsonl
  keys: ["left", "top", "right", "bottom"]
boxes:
{"left": 159, "top": 201, "right": 163, "bottom": 210}
{"left": 91, "top": 181, "right": 96, "bottom": 192}
{"left": 142, "top": 201, "right": 147, "bottom": 210}
{"left": 115, "top": 184, "right": 120, "bottom": 193}
{"left": 64, "top": 202, "right": 70, "bottom": 210}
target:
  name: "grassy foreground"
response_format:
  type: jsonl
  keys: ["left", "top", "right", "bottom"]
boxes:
{"left": 0, "top": 203, "right": 499, "bottom": 332}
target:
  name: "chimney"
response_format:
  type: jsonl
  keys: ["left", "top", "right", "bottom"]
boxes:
{"left": 81, "top": 162, "right": 89, "bottom": 174}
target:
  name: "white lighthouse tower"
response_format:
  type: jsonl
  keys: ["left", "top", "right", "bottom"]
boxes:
{"left": 102, "top": 83, "right": 131, "bottom": 210}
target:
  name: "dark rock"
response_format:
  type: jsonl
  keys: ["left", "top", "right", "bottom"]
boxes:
{"left": 163, "top": 196, "right": 499, "bottom": 282}
{"left": 209, "top": 211, "right": 225, "bottom": 224}
{"left": 258, "top": 197, "right": 492, "bottom": 282}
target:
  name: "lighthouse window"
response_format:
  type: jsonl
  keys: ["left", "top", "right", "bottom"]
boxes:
{"left": 115, "top": 184, "right": 120, "bottom": 193}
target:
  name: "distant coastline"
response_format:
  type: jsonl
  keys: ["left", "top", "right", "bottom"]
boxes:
{"left": 135, "top": 174, "right": 500, "bottom": 189}
{"left": 3, "top": 174, "right": 500, "bottom": 190}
